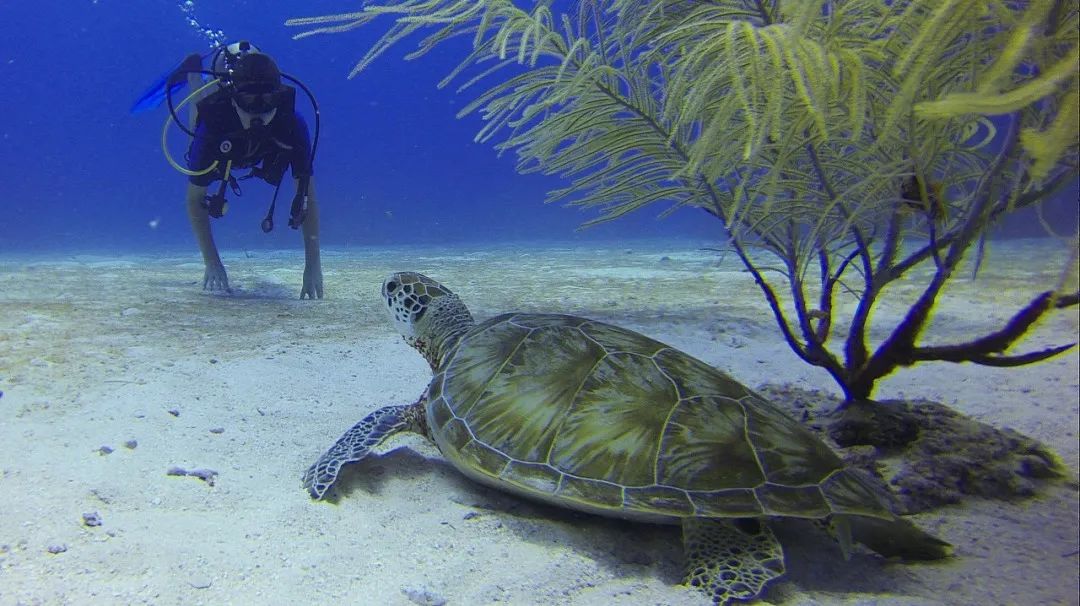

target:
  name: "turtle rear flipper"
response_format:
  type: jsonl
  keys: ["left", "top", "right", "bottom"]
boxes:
{"left": 302, "top": 401, "right": 426, "bottom": 499}
{"left": 682, "top": 518, "right": 786, "bottom": 605}
{"left": 844, "top": 514, "right": 953, "bottom": 560}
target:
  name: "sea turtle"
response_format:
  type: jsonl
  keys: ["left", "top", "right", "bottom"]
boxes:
{"left": 303, "top": 272, "right": 950, "bottom": 604}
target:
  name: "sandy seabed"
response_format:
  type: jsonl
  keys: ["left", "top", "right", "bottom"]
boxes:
{"left": 0, "top": 238, "right": 1077, "bottom": 606}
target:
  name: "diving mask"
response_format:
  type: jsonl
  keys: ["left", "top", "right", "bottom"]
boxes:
{"left": 231, "top": 98, "right": 278, "bottom": 131}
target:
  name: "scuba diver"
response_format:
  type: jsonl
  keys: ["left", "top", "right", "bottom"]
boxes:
{"left": 135, "top": 41, "right": 323, "bottom": 298}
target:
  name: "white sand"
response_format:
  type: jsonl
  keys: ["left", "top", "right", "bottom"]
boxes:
{"left": 0, "top": 239, "right": 1076, "bottom": 606}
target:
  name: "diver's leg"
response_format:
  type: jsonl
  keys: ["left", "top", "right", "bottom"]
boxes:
{"left": 185, "top": 72, "right": 204, "bottom": 131}
{"left": 185, "top": 183, "right": 230, "bottom": 292}
{"left": 299, "top": 177, "right": 323, "bottom": 299}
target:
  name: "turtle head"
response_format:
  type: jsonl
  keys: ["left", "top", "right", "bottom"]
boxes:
{"left": 382, "top": 272, "right": 474, "bottom": 370}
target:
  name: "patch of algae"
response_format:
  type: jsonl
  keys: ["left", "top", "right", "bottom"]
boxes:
{"left": 758, "top": 384, "right": 1071, "bottom": 514}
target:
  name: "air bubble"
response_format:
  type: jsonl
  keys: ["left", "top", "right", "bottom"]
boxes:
{"left": 176, "top": 1, "right": 227, "bottom": 48}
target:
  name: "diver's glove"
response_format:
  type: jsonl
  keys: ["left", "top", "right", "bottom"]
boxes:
{"left": 289, "top": 176, "right": 310, "bottom": 229}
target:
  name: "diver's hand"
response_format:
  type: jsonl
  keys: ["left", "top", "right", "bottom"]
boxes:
{"left": 301, "top": 264, "right": 323, "bottom": 300}
{"left": 203, "top": 264, "right": 231, "bottom": 293}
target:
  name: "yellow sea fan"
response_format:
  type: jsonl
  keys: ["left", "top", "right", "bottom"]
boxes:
{"left": 1021, "top": 88, "right": 1080, "bottom": 180}
{"left": 915, "top": 44, "right": 1079, "bottom": 118}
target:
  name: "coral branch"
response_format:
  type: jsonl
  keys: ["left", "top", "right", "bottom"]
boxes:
{"left": 964, "top": 345, "right": 1077, "bottom": 367}
{"left": 908, "top": 290, "right": 1080, "bottom": 366}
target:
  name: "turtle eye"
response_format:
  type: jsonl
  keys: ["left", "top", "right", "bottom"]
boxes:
{"left": 386, "top": 281, "right": 398, "bottom": 293}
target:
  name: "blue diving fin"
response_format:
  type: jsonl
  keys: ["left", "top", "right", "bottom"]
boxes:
{"left": 130, "top": 52, "right": 210, "bottom": 114}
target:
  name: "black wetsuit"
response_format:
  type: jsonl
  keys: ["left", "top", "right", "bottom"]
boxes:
{"left": 186, "top": 88, "right": 312, "bottom": 188}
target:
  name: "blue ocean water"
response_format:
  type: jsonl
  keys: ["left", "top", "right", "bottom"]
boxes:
{"left": 0, "top": 0, "right": 709, "bottom": 254}
{"left": 0, "top": 1, "right": 1075, "bottom": 255}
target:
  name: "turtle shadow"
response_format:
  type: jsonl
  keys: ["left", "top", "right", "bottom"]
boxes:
{"left": 318, "top": 448, "right": 687, "bottom": 581}
{"left": 473, "top": 502, "right": 941, "bottom": 603}
{"left": 765, "top": 520, "right": 947, "bottom": 602}
{"left": 320, "top": 447, "right": 941, "bottom": 602}
{"left": 474, "top": 498, "right": 688, "bottom": 588}
{"left": 476, "top": 498, "right": 926, "bottom": 602}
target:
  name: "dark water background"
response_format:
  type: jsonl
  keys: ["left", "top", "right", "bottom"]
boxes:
{"left": 0, "top": 1, "right": 1075, "bottom": 254}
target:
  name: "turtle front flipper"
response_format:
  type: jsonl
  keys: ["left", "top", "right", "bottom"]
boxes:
{"left": 681, "top": 518, "right": 786, "bottom": 605}
{"left": 303, "top": 401, "right": 426, "bottom": 499}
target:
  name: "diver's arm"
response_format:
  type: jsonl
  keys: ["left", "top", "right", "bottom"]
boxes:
{"left": 185, "top": 183, "right": 230, "bottom": 292}
{"left": 299, "top": 177, "right": 323, "bottom": 300}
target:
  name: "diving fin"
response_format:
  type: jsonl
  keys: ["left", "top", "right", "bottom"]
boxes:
{"left": 129, "top": 52, "right": 208, "bottom": 114}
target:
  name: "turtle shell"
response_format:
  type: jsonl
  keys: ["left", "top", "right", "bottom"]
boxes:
{"left": 426, "top": 313, "right": 893, "bottom": 523}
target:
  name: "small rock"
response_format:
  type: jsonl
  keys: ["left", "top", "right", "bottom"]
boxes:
{"left": 123, "top": 440, "right": 138, "bottom": 449}
{"left": 189, "top": 577, "right": 213, "bottom": 589}
{"left": 462, "top": 511, "right": 481, "bottom": 521}
{"left": 82, "top": 512, "right": 103, "bottom": 527}
{"left": 188, "top": 468, "right": 219, "bottom": 485}
{"left": 167, "top": 408, "right": 180, "bottom": 417}
{"left": 47, "top": 544, "right": 67, "bottom": 554}
{"left": 209, "top": 359, "right": 218, "bottom": 364}
{"left": 97, "top": 445, "right": 114, "bottom": 456}
{"left": 402, "top": 587, "right": 447, "bottom": 606}
{"left": 209, "top": 427, "right": 224, "bottom": 434}
{"left": 167, "top": 466, "right": 219, "bottom": 486}
{"left": 121, "top": 307, "right": 141, "bottom": 317}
